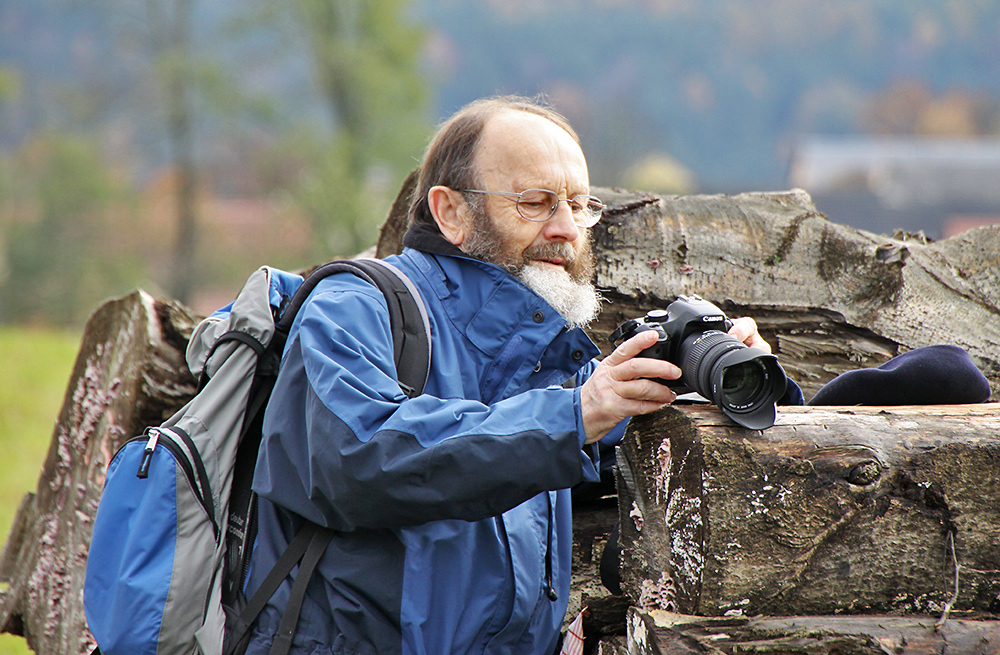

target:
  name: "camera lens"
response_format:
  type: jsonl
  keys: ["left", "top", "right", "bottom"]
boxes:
{"left": 721, "top": 360, "right": 768, "bottom": 406}
{"left": 678, "top": 331, "right": 787, "bottom": 429}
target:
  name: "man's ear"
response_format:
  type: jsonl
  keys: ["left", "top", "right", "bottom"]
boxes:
{"left": 427, "top": 185, "right": 467, "bottom": 246}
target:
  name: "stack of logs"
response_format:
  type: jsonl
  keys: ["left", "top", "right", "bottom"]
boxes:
{"left": 2, "top": 181, "right": 999, "bottom": 654}
{"left": 605, "top": 404, "right": 1000, "bottom": 654}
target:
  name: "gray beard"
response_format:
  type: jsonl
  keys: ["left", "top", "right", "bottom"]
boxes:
{"left": 517, "top": 263, "right": 603, "bottom": 330}
{"left": 461, "top": 204, "right": 603, "bottom": 329}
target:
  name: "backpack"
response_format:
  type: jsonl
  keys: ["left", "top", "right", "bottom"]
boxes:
{"left": 84, "top": 258, "right": 432, "bottom": 655}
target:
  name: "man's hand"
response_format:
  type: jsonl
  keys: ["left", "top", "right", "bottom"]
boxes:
{"left": 580, "top": 330, "right": 681, "bottom": 444}
{"left": 728, "top": 317, "right": 771, "bottom": 353}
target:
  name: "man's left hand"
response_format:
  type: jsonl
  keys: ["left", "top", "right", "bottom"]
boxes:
{"left": 728, "top": 317, "right": 771, "bottom": 353}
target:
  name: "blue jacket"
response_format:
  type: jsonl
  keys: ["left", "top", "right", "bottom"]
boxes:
{"left": 244, "top": 229, "right": 603, "bottom": 655}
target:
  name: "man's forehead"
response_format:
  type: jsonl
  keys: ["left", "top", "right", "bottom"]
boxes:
{"left": 479, "top": 110, "right": 573, "bottom": 152}
{"left": 475, "top": 110, "right": 589, "bottom": 186}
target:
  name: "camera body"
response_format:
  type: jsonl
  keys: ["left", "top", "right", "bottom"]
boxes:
{"left": 610, "top": 295, "right": 787, "bottom": 429}
{"left": 610, "top": 296, "right": 732, "bottom": 390}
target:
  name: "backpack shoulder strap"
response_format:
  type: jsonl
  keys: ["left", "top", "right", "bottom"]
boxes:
{"left": 275, "top": 258, "right": 431, "bottom": 398}
{"left": 343, "top": 258, "right": 432, "bottom": 398}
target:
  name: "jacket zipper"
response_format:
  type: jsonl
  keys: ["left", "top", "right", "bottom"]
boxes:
{"left": 543, "top": 492, "right": 558, "bottom": 602}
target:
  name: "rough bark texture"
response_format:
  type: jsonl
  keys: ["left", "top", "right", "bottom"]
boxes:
{"left": 376, "top": 168, "right": 418, "bottom": 260}
{"left": 0, "top": 291, "right": 199, "bottom": 654}
{"left": 619, "top": 608, "right": 1000, "bottom": 655}
{"left": 583, "top": 188, "right": 1000, "bottom": 402}
{"left": 616, "top": 404, "right": 1000, "bottom": 618}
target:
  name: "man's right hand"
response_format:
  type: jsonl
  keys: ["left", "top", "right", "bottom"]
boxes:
{"left": 579, "top": 330, "right": 681, "bottom": 444}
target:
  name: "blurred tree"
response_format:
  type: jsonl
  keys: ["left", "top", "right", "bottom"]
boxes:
{"left": 0, "top": 67, "right": 20, "bottom": 105}
{"left": 147, "top": 0, "right": 200, "bottom": 304}
{"left": 0, "top": 68, "right": 18, "bottom": 297}
{"left": 917, "top": 91, "right": 983, "bottom": 136}
{"left": 0, "top": 133, "right": 143, "bottom": 326}
{"left": 284, "top": 0, "right": 430, "bottom": 259}
{"left": 859, "top": 79, "right": 932, "bottom": 135}
{"left": 94, "top": 0, "right": 291, "bottom": 305}
{"left": 859, "top": 79, "right": 1000, "bottom": 138}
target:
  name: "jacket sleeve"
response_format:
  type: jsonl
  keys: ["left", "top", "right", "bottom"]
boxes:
{"left": 254, "top": 277, "right": 599, "bottom": 532}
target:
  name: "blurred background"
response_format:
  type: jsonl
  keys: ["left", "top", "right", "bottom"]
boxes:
{"left": 4, "top": 0, "right": 1000, "bottom": 325}
{"left": 3, "top": 1, "right": 1000, "bottom": 651}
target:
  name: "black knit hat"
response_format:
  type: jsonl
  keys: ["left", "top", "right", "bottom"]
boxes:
{"left": 808, "top": 344, "right": 991, "bottom": 406}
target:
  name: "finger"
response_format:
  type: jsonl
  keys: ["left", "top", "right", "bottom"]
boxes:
{"left": 744, "top": 333, "right": 772, "bottom": 353}
{"left": 615, "top": 377, "right": 678, "bottom": 404}
{"left": 728, "top": 317, "right": 772, "bottom": 353}
{"left": 727, "top": 317, "right": 756, "bottom": 344}
{"left": 603, "top": 329, "right": 661, "bottom": 366}
{"left": 618, "top": 357, "right": 682, "bottom": 383}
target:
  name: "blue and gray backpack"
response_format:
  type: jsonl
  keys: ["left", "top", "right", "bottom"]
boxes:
{"left": 84, "top": 258, "right": 431, "bottom": 655}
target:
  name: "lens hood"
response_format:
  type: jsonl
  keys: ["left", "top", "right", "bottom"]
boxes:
{"left": 709, "top": 348, "right": 787, "bottom": 429}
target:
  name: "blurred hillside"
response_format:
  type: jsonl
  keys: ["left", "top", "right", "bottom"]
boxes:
{"left": 417, "top": 0, "right": 1000, "bottom": 189}
{"left": 8, "top": 2, "right": 1000, "bottom": 187}
{"left": 3, "top": 0, "right": 1000, "bottom": 323}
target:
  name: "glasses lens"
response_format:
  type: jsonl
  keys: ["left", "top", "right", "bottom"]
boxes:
{"left": 516, "top": 189, "right": 559, "bottom": 221}
{"left": 572, "top": 196, "right": 604, "bottom": 226}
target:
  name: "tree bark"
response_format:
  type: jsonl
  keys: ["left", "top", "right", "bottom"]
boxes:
{"left": 0, "top": 291, "right": 199, "bottom": 654}
{"left": 376, "top": 168, "right": 417, "bottom": 259}
{"left": 583, "top": 188, "right": 1000, "bottom": 402}
{"left": 615, "top": 404, "right": 1000, "bottom": 618}
{"left": 567, "top": 495, "right": 626, "bottom": 638}
{"left": 620, "top": 607, "right": 1000, "bottom": 655}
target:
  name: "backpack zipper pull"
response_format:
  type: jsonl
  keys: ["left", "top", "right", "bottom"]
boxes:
{"left": 137, "top": 428, "right": 161, "bottom": 479}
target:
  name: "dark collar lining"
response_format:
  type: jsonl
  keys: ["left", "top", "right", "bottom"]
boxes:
{"left": 402, "top": 223, "right": 467, "bottom": 259}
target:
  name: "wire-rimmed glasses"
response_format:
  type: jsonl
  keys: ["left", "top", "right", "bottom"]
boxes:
{"left": 460, "top": 188, "right": 605, "bottom": 227}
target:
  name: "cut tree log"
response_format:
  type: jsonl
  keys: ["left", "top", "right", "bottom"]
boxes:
{"left": 583, "top": 188, "right": 1000, "bottom": 402}
{"left": 0, "top": 291, "right": 199, "bottom": 655}
{"left": 619, "top": 607, "right": 1000, "bottom": 655}
{"left": 568, "top": 495, "right": 622, "bottom": 633}
{"left": 615, "top": 404, "right": 1000, "bottom": 618}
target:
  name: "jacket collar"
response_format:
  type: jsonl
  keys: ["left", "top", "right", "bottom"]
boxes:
{"left": 402, "top": 222, "right": 466, "bottom": 258}
{"left": 399, "top": 223, "right": 599, "bottom": 400}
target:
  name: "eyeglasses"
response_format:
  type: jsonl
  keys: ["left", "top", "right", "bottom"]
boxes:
{"left": 460, "top": 188, "right": 605, "bottom": 227}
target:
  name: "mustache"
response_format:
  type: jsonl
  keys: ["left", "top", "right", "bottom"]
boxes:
{"left": 521, "top": 242, "right": 577, "bottom": 265}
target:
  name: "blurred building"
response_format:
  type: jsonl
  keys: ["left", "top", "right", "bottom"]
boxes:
{"left": 788, "top": 136, "right": 1000, "bottom": 239}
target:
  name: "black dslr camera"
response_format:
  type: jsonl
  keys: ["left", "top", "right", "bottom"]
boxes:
{"left": 609, "top": 295, "right": 787, "bottom": 429}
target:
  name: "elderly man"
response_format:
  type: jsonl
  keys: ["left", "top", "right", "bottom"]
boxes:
{"left": 244, "top": 96, "right": 770, "bottom": 654}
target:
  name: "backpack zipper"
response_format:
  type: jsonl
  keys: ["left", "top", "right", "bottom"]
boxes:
{"left": 130, "top": 426, "right": 219, "bottom": 541}
{"left": 137, "top": 429, "right": 160, "bottom": 478}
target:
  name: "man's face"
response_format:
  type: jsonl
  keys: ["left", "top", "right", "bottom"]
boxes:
{"left": 460, "top": 110, "right": 595, "bottom": 281}
{"left": 455, "top": 110, "right": 602, "bottom": 328}
{"left": 462, "top": 197, "right": 595, "bottom": 284}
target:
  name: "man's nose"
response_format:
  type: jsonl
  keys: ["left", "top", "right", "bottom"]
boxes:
{"left": 542, "top": 201, "right": 582, "bottom": 242}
